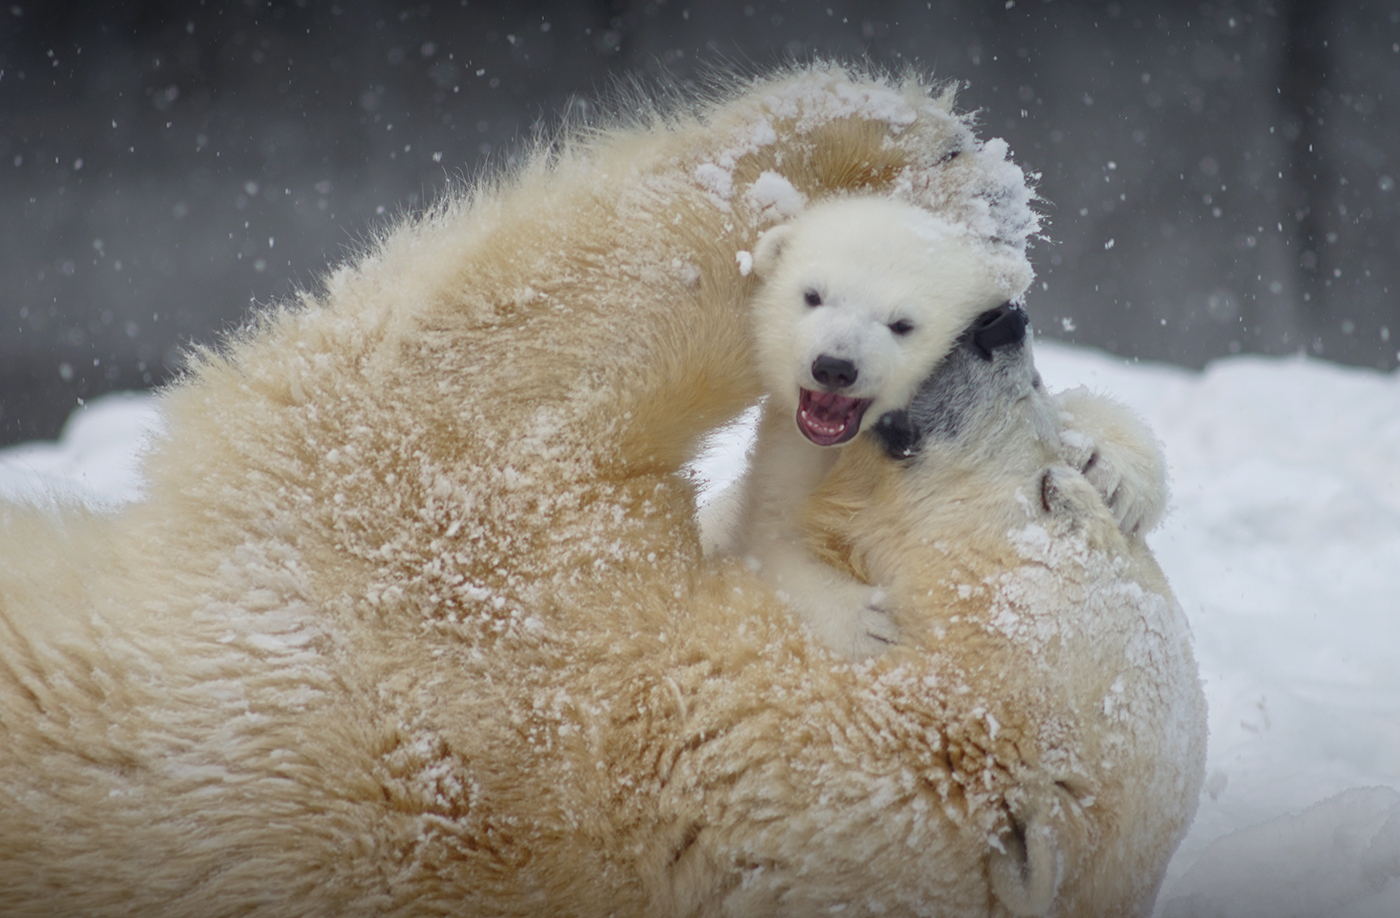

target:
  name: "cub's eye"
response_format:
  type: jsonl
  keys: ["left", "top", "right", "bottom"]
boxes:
{"left": 888, "top": 319, "right": 915, "bottom": 336}
{"left": 803, "top": 289, "right": 823, "bottom": 307}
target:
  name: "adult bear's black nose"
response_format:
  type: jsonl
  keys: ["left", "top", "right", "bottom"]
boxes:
{"left": 968, "top": 303, "right": 1028, "bottom": 360}
{"left": 811, "top": 354, "right": 858, "bottom": 389}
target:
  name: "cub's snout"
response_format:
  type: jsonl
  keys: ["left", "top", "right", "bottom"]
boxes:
{"left": 811, "top": 354, "right": 858, "bottom": 390}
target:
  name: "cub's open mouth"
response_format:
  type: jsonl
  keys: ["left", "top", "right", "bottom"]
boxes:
{"left": 796, "top": 389, "right": 872, "bottom": 446}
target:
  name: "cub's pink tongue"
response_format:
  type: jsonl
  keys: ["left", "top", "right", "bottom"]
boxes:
{"left": 796, "top": 388, "right": 872, "bottom": 446}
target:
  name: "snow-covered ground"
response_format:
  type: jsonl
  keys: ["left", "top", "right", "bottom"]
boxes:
{"left": 4, "top": 339, "right": 1399, "bottom": 916}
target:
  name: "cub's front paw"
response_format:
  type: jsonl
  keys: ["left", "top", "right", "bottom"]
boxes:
{"left": 848, "top": 590, "right": 900, "bottom": 658}
{"left": 779, "top": 579, "right": 900, "bottom": 660}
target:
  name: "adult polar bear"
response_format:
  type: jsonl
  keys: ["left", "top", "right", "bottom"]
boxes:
{"left": 0, "top": 64, "right": 1200, "bottom": 917}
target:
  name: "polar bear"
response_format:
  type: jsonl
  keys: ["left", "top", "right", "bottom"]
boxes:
{"left": 0, "top": 64, "right": 1198, "bottom": 918}
{"left": 702, "top": 197, "right": 1016, "bottom": 655}
{"left": 700, "top": 196, "right": 1168, "bottom": 657}
{"left": 804, "top": 295, "right": 1207, "bottom": 916}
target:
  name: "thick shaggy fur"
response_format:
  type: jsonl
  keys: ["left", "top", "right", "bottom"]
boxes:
{"left": 806, "top": 317, "right": 1207, "bottom": 917}
{"left": 1, "top": 64, "right": 1198, "bottom": 917}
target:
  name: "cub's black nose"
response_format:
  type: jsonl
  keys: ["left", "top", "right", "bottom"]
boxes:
{"left": 968, "top": 303, "right": 1028, "bottom": 360}
{"left": 811, "top": 354, "right": 858, "bottom": 389}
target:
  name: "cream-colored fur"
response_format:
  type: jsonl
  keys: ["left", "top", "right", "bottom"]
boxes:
{"left": 0, "top": 64, "right": 1199, "bottom": 917}
{"left": 805, "top": 321, "right": 1207, "bottom": 917}
{"left": 700, "top": 200, "right": 1169, "bottom": 658}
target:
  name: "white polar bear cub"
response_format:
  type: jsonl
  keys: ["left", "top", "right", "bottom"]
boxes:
{"left": 702, "top": 196, "right": 1167, "bottom": 658}
{"left": 706, "top": 197, "right": 1013, "bottom": 657}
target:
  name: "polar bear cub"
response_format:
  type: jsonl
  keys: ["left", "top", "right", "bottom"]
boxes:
{"left": 701, "top": 196, "right": 1167, "bottom": 658}
{"left": 704, "top": 197, "right": 1010, "bottom": 656}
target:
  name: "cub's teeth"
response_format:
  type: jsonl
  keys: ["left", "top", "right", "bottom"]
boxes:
{"left": 799, "top": 409, "right": 844, "bottom": 436}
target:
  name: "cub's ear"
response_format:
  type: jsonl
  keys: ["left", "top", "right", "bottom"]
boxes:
{"left": 752, "top": 223, "right": 795, "bottom": 278}
{"left": 872, "top": 409, "right": 922, "bottom": 459}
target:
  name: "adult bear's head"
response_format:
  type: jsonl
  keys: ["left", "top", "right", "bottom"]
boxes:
{"left": 869, "top": 301, "right": 1044, "bottom": 460}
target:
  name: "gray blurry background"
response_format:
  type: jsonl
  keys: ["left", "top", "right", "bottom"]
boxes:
{"left": 3, "top": 0, "right": 1397, "bottom": 445}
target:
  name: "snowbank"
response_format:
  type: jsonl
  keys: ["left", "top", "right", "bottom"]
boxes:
{"left": 0, "top": 392, "right": 163, "bottom": 506}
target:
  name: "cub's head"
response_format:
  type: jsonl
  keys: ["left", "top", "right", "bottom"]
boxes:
{"left": 750, "top": 196, "right": 1012, "bottom": 447}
